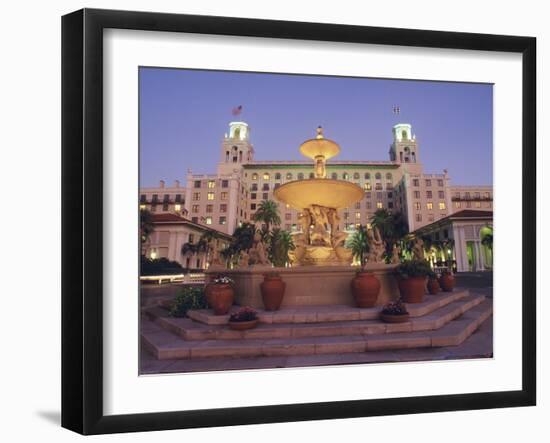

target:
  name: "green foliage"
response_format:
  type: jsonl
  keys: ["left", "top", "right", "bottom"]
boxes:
{"left": 370, "top": 209, "right": 409, "bottom": 254}
{"left": 346, "top": 225, "right": 369, "bottom": 268}
{"left": 481, "top": 233, "right": 493, "bottom": 250}
{"left": 140, "top": 208, "right": 154, "bottom": 244}
{"left": 395, "top": 259, "right": 432, "bottom": 279}
{"left": 222, "top": 222, "right": 257, "bottom": 264}
{"left": 253, "top": 199, "right": 281, "bottom": 231}
{"left": 140, "top": 256, "right": 183, "bottom": 276}
{"left": 269, "top": 228, "right": 295, "bottom": 267}
{"left": 170, "top": 286, "right": 208, "bottom": 317}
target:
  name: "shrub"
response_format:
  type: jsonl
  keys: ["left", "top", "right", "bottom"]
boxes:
{"left": 394, "top": 259, "right": 432, "bottom": 279}
{"left": 170, "top": 286, "right": 208, "bottom": 317}
{"left": 229, "top": 307, "right": 258, "bottom": 322}
{"left": 140, "top": 255, "right": 183, "bottom": 276}
{"left": 381, "top": 300, "right": 409, "bottom": 316}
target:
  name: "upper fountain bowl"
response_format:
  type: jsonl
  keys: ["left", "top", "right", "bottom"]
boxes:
{"left": 299, "top": 137, "right": 341, "bottom": 160}
{"left": 273, "top": 178, "right": 364, "bottom": 210}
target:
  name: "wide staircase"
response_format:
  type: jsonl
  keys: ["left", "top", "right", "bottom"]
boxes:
{"left": 141, "top": 288, "right": 492, "bottom": 362}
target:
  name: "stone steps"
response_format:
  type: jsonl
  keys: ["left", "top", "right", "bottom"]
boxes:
{"left": 145, "top": 293, "right": 485, "bottom": 341}
{"left": 141, "top": 298, "right": 492, "bottom": 360}
{"left": 184, "top": 289, "right": 470, "bottom": 325}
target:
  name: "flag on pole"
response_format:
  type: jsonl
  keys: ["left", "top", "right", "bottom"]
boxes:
{"left": 392, "top": 105, "right": 400, "bottom": 115}
{"left": 232, "top": 105, "right": 243, "bottom": 116}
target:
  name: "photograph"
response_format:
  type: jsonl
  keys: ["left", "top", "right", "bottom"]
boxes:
{"left": 138, "top": 68, "right": 494, "bottom": 375}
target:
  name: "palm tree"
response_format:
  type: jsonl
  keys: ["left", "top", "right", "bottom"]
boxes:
{"left": 180, "top": 231, "right": 213, "bottom": 257}
{"left": 253, "top": 199, "right": 281, "bottom": 232}
{"left": 140, "top": 208, "right": 154, "bottom": 245}
{"left": 269, "top": 228, "right": 295, "bottom": 267}
{"left": 346, "top": 224, "right": 369, "bottom": 269}
{"left": 370, "top": 209, "right": 409, "bottom": 255}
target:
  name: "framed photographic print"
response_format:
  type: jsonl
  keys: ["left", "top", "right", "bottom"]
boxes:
{"left": 61, "top": 8, "right": 536, "bottom": 435}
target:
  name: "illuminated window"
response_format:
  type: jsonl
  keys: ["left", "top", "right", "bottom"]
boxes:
{"left": 364, "top": 182, "right": 372, "bottom": 191}
{"left": 377, "top": 202, "right": 383, "bottom": 209}
{"left": 220, "top": 192, "right": 227, "bottom": 200}
{"left": 208, "top": 180, "right": 215, "bottom": 188}
{"left": 192, "top": 192, "right": 200, "bottom": 201}
{"left": 342, "top": 172, "right": 349, "bottom": 180}
{"left": 139, "top": 204, "right": 146, "bottom": 210}
{"left": 205, "top": 216, "right": 212, "bottom": 225}
{"left": 219, "top": 216, "right": 226, "bottom": 225}
{"left": 355, "top": 212, "right": 361, "bottom": 220}
{"left": 251, "top": 173, "right": 258, "bottom": 180}
{"left": 475, "top": 202, "right": 481, "bottom": 208}
{"left": 263, "top": 173, "right": 270, "bottom": 180}
{"left": 207, "top": 192, "right": 215, "bottom": 200}
{"left": 174, "top": 204, "right": 181, "bottom": 212}
{"left": 426, "top": 202, "right": 433, "bottom": 210}
{"left": 439, "top": 202, "right": 446, "bottom": 210}
{"left": 286, "top": 172, "right": 293, "bottom": 180}
{"left": 455, "top": 202, "right": 461, "bottom": 208}
{"left": 414, "top": 202, "right": 421, "bottom": 210}
{"left": 192, "top": 205, "right": 199, "bottom": 213}
{"left": 485, "top": 192, "right": 491, "bottom": 198}
{"left": 353, "top": 172, "right": 360, "bottom": 179}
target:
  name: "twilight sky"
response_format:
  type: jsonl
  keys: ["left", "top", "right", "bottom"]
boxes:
{"left": 139, "top": 67, "right": 493, "bottom": 187}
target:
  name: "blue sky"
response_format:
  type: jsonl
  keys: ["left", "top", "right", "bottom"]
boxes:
{"left": 140, "top": 68, "right": 492, "bottom": 187}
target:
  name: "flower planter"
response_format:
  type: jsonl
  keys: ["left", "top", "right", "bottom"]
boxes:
{"left": 350, "top": 271, "right": 381, "bottom": 308}
{"left": 260, "top": 274, "right": 286, "bottom": 311}
{"left": 206, "top": 283, "right": 234, "bottom": 315}
{"left": 397, "top": 276, "right": 427, "bottom": 303}
{"left": 427, "top": 278, "right": 441, "bottom": 295}
{"left": 439, "top": 273, "right": 456, "bottom": 292}
{"left": 228, "top": 319, "right": 258, "bottom": 330}
{"left": 380, "top": 313, "right": 410, "bottom": 323}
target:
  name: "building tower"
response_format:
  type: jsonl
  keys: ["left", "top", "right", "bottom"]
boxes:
{"left": 389, "top": 123, "right": 419, "bottom": 164}
{"left": 217, "top": 121, "right": 255, "bottom": 175}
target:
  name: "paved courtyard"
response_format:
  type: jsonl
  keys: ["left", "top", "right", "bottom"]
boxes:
{"left": 140, "top": 272, "right": 493, "bottom": 375}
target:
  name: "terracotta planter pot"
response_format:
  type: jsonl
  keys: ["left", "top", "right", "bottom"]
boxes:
{"left": 207, "top": 283, "right": 234, "bottom": 315}
{"left": 228, "top": 319, "right": 258, "bottom": 330}
{"left": 351, "top": 271, "right": 381, "bottom": 308}
{"left": 397, "top": 276, "right": 427, "bottom": 303}
{"left": 260, "top": 274, "right": 286, "bottom": 311}
{"left": 427, "top": 278, "right": 441, "bottom": 295}
{"left": 439, "top": 273, "right": 456, "bottom": 292}
{"left": 380, "top": 313, "right": 410, "bottom": 323}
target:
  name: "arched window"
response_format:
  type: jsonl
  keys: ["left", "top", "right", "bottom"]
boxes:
{"left": 233, "top": 145, "right": 238, "bottom": 151}
{"left": 252, "top": 173, "right": 258, "bottom": 180}
{"left": 364, "top": 172, "right": 371, "bottom": 180}
{"left": 286, "top": 172, "right": 293, "bottom": 180}
{"left": 225, "top": 151, "right": 229, "bottom": 161}
{"left": 263, "top": 172, "right": 270, "bottom": 180}
{"left": 331, "top": 172, "right": 338, "bottom": 179}
{"left": 386, "top": 172, "right": 392, "bottom": 180}
{"left": 275, "top": 172, "right": 281, "bottom": 180}
{"left": 375, "top": 172, "right": 381, "bottom": 180}
{"left": 298, "top": 173, "right": 304, "bottom": 180}
{"left": 404, "top": 146, "right": 410, "bottom": 153}
{"left": 239, "top": 151, "right": 243, "bottom": 162}
{"left": 353, "top": 172, "right": 360, "bottom": 180}
{"left": 342, "top": 172, "right": 349, "bottom": 180}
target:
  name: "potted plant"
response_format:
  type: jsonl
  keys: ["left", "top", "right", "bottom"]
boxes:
{"left": 228, "top": 306, "right": 259, "bottom": 330}
{"left": 205, "top": 275, "right": 235, "bottom": 315}
{"left": 260, "top": 272, "right": 286, "bottom": 311}
{"left": 439, "top": 268, "right": 456, "bottom": 292}
{"left": 350, "top": 269, "right": 381, "bottom": 308}
{"left": 394, "top": 259, "right": 432, "bottom": 303}
{"left": 380, "top": 299, "right": 410, "bottom": 323}
{"left": 427, "top": 271, "right": 441, "bottom": 295}
{"left": 347, "top": 225, "right": 381, "bottom": 308}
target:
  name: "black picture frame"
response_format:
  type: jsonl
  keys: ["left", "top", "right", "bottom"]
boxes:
{"left": 61, "top": 8, "right": 536, "bottom": 435}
